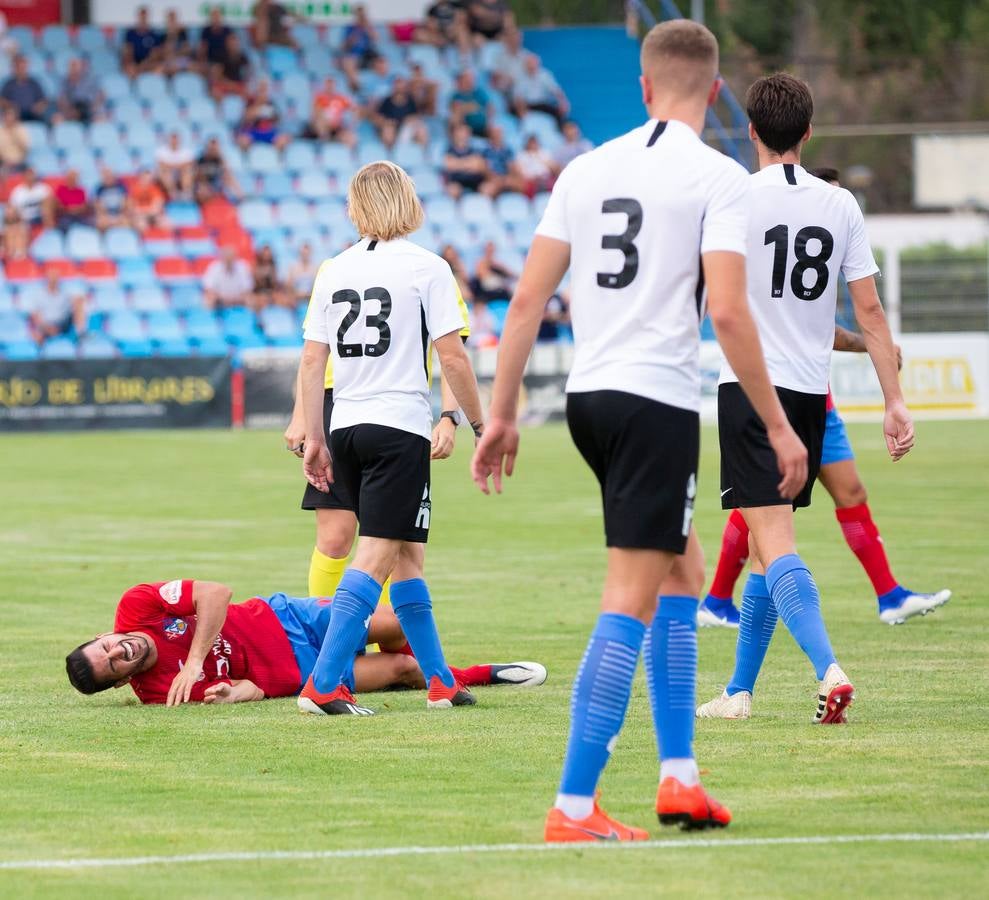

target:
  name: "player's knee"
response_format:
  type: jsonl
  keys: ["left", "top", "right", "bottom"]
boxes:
{"left": 316, "top": 532, "right": 354, "bottom": 559}
{"left": 392, "top": 653, "right": 422, "bottom": 686}
{"left": 835, "top": 479, "right": 868, "bottom": 508}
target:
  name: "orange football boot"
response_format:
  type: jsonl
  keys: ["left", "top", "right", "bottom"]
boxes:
{"left": 297, "top": 677, "right": 375, "bottom": 716}
{"left": 545, "top": 799, "right": 649, "bottom": 843}
{"left": 656, "top": 777, "right": 731, "bottom": 830}
{"left": 426, "top": 676, "right": 476, "bottom": 708}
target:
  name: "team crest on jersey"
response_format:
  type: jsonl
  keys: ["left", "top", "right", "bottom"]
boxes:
{"left": 163, "top": 617, "right": 188, "bottom": 640}
{"left": 415, "top": 483, "right": 431, "bottom": 530}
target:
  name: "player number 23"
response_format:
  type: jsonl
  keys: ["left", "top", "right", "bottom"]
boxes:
{"left": 332, "top": 287, "right": 392, "bottom": 358}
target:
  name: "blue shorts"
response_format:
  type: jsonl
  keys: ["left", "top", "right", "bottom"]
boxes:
{"left": 821, "top": 406, "right": 855, "bottom": 466}
{"left": 264, "top": 594, "right": 332, "bottom": 685}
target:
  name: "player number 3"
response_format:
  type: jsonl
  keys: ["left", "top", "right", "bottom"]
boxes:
{"left": 597, "top": 198, "right": 643, "bottom": 289}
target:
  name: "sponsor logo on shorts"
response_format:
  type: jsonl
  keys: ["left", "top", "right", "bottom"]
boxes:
{"left": 415, "top": 483, "right": 431, "bottom": 530}
{"left": 163, "top": 617, "right": 188, "bottom": 640}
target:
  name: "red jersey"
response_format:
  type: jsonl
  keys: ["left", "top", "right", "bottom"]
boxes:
{"left": 826, "top": 389, "right": 835, "bottom": 412}
{"left": 114, "top": 580, "right": 302, "bottom": 704}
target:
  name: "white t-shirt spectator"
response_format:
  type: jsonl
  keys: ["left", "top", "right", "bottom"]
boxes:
{"left": 203, "top": 258, "right": 253, "bottom": 303}
{"left": 10, "top": 181, "right": 52, "bottom": 223}
{"left": 513, "top": 67, "right": 560, "bottom": 105}
{"left": 515, "top": 148, "right": 554, "bottom": 181}
{"left": 156, "top": 143, "right": 195, "bottom": 168}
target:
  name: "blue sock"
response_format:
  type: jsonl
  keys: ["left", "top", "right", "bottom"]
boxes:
{"left": 766, "top": 554, "right": 837, "bottom": 680}
{"left": 559, "top": 612, "right": 645, "bottom": 797}
{"left": 644, "top": 596, "right": 698, "bottom": 761}
{"left": 727, "top": 574, "right": 777, "bottom": 695}
{"left": 390, "top": 578, "right": 454, "bottom": 688}
{"left": 311, "top": 569, "right": 381, "bottom": 693}
{"left": 878, "top": 584, "right": 910, "bottom": 611}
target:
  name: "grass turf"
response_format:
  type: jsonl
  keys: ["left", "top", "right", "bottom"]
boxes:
{"left": 0, "top": 420, "right": 987, "bottom": 898}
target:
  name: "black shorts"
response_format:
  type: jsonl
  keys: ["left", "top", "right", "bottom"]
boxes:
{"left": 566, "top": 390, "right": 699, "bottom": 554}
{"left": 718, "top": 382, "right": 826, "bottom": 510}
{"left": 329, "top": 424, "right": 432, "bottom": 543}
{"left": 301, "top": 390, "right": 354, "bottom": 511}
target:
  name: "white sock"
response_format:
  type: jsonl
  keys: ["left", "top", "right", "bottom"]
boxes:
{"left": 554, "top": 792, "right": 594, "bottom": 820}
{"left": 660, "top": 757, "right": 699, "bottom": 786}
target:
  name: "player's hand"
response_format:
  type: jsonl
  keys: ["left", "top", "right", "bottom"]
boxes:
{"left": 430, "top": 418, "right": 456, "bottom": 460}
{"left": 767, "top": 421, "right": 808, "bottom": 500}
{"left": 284, "top": 415, "right": 306, "bottom": 458}
{"left": 303, "top": 439, "right": 333, "bottom": 491}
{"left": 166, "top": 659, "right": 204, "bottom": 707}
{"left": 884, "top": 401, "right": 914, "bottom": 461}
{"left": 203, "top": 683, "right": 233, "bottom": 704}
{"left": 471, "top": 417, "right": 519, "bottom": 495}
{"left": 895, "top": 344, "right": 903, "bottom": 371}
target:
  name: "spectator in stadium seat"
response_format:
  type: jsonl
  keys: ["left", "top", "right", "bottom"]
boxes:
{"left": 2, "top": 202, "right": 27, "bottom": 258}
{"left": 308, "top": 76, "right": 357, "bottom": 145}
{"left": 127, "top": 169, "right": 167, "bottom": 230}
{"left": 122, "top": 6, "right": 164, "bottom": 76}
{"left": 58, "top": 58, "right": 104, "bottom": 124}
{"left": 195, "top": 137, "right": 240, "bottom": 203}
{"left": 554, "top": 120, "right": 593, "bottom": 169}
{"left": 94, "top": 166, "right": 131, "bottom": 231}
{"left": 1, "top": 55, "right": 49, "bottom": 123}
{"left": 54, "top": 169, "right": 92, "bottom": 228}
{"left": 488, "top": 27, "right": 526, "bottom": 93}
{"left": 253, "top": 0, "right": 298, "bottom": 49}
{"left": 198, "top": 6, "right": 234, "bottom": 69}
{"left": 479, "top": 124, "right": 523, "bottom": 197}
{"left": 28, "top": 269, "right": 88, "bottom": 344}
{"left": 155, "top": 131, "right": 196, "bottom": 200}
{"left": 442, "top": 123, "right": 489, "bottom": 197}
{"left": 286, "top": 241, "right": 318, "bottom": 302}
{"left": 511, "top": 53, "right": 569, "bottom": 127}
{"left": 251, "top": 244, "right": 291, "bottom": 310}
{"left": 466, "top": 0, "right": 513, "bottom": 43}
{"left": 236, "top": 80, "right": 291, "bottom": 150}
{"left": 339, "top": 5, "right": 380, "bottom": 92}
{"left": 415, "top": 1, "right": 471, "bottom": 55}
{"left": 537, "top": 290, "right": 570, "bottom": 342}
{"left": 0, "top": 105, "right": 29, "bottom": 174}
{"left": 407, "top": 63, "right": 438, "bottom": 117}
{"left": 209, "top": 32, "right": 252, "bottom": 99}
{"left": 441, "top": 244, "right": 474, "bottom": 304}
{"left": 513, "top": 134, "right": 559, "bottom": 196}
{"left": 162, "top": 9, "right": 196, "bottom": 74}
{"left": 372, "top": 77, "right": 424, "bottom": 148}
{"left": 450, "top": 69, "right": 492, "bottom": 137}
{"left": 203, "top": 245, "right": 254, "bottom": 310}
{"left": 471, "top": 240, "right": 517, "bottom": 303}
{"left": 358, "top": 55, "right": 394, "bottom": 105}
{"left": 9, "top": 166, "right": 55, "bottom": 229}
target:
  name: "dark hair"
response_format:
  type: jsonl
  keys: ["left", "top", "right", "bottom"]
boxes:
{"left": 808, "top": 166, "right": 840, "bottom": 184}
{"left": 746, "top": 73, "right": 813, "bottom": 155}
{"left": 65, "top": 640, "right": 113, "bottom": 695}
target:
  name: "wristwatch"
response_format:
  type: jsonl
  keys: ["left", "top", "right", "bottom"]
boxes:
{"left": 440, "top": 410, "right": 461, "bottom": 426}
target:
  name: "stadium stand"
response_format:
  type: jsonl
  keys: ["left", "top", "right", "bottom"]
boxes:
{"left": 0, "top": 12, "right": 582, "bottom": 361}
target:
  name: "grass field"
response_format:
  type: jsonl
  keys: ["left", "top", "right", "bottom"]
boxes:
{"left": 1, "top": 420, "right": 987, "bottom": 898}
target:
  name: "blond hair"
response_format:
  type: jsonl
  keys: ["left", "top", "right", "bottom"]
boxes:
{"left": 640, "top": 19, "right": 719, "bottom": 99}
{"left": 347, "top": 160, "right": 424, "bottom": 241}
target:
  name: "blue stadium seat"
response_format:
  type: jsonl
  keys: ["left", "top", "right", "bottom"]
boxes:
{"left": 265, "top": 45, "right": 298, "bottom": 77}
{"left": 146, "top": 310, "right": 184, "bottom": 341}
{"left": 118, "top": 338, "right": 155, "bottom": 357}
{"left": 76, "top": 26, "right": 107, "bottom": 54}
{"left": 172, "top": 72, "right": 208, "bottom": 102}
{"left": 105, "top": 228, "right": 143, "bottom": 260}
{"left": 291, "top": 24, "right": 320, "bottom": 49}
{"left": 135, "top": 72, "right": 170, "bottom": 102}
{"left": 460, "top": 194, "right": 494, "bottom": 226}
{"left": 164, "top": 202, "right": 202, "bottom": 227}
{"left": 98, "top": 145, "right": 135, "bottom": 175}
{"left": 262, "top": 171, "right": 295, "bottom": 201}
{"left": 102, "top": 73, "right": 132, "bottom": 102}
{"left": 277, "top": 199, "right": 310, "bottom": 228}
{"left": 40, "top": 336, "right": 78, "bottom": 359}
{"left": 106, "top": 310, "right": 145, "bottom": 341}
{"left": 30, "top": 230, "right": 65, "bottom": 262}
{"left": 393, "top": 143, "right": 426, "bottom": 170}
{"left": 88, "top": 120, "right": 121, "bottom": 151}
{"left": 131, "top": 287, "right": 169, "bottom": 312}
{"left": 170, "top": 285, "right": 204, "bottom": 311}
{"left": 425, "top": 196, "right": 457, "bottom": 226}
{"left": 3, "top": 341, "right": 40, "bottom": 361}
{"left": 356, "top": 141, "right": 389, "bottom": 167}
{"left": 52, "top": 120, "right": 85, "bottom": 151}
{"left": 181, "top": 97, "right": 216, "bottom": 126}
{"left": 301, "top": 49, "right": 334, "bottom": 80}
{"left": 220, "top": 94, "right": 245, "bottom": 125}
{"left": 319, "top": 143, "right": 354, "bottom": 176}
{"left": 296, "top": 171, "right": 329, "bottom": 200}
{"left": 185, "top": 309, "right": 223, "bottom": 341}
{"left": 118, "top": 258, "right": 157, "bottom": 288}
{"left": 221, "top": 307, "right": 260, "bottom": 345}
{"left": 63, "top": 145, "right": 98, "bottom": 173}
{"left": 78, "top": 332, "right": 118, "bottom": 358}
{"left": 179, "top": 237, "right": 216, "bottom": 258}
{"left": 111, "top": 97, "right": 145, "bottom": 127}
{"left": 0, "top": 310, "right": 32, "bottom": 343}
{"left": 259, "top": 306, "right": 297, "bottom": 339}
{"left": 8, "top": 25, "right": 37, "bottom": 52}
{"left": 312, "top": 201, "right": 349, "bottom": 232}
{"left": 0, "top": 289, "right": 14, "bottom": 312}
{"left": 284, "top": 140, "right": 317, "bottom": 173}
{"left": 239, "top": 200, "right": 273, "bottom": 230}
{"left": 22, "top": 121, "right": 49, "bottom": 150}
{"left": 66, "top": 226, "right": 103, "bottom": 261}
{"left": 496, "top": 193, "right": 531, "bottom": 226}
{"left": 28, "top": 147, "right": 60, "bottom": 177}
{"left": 156, "top": 338, "right": 193, "bottom": 357}
{"left": 124, "top": 123, "right": 158, "bottom": 152}
{"left": 192, "top": 335, "right": 229, "bottom": 355}
{"left": 91, "top": 285, "right": 128, "bottom": 312}
{"left": 87, "top": 53, "right": 121, "bottom": 77}
{"left": 247, "top": 143, "right": 281, "bottom": 174}
{"left": 143, "top": 238, "right": 180, "bottom": 259}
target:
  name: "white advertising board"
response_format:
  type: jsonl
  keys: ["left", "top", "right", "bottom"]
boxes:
{"left": 91, "top": 0, "right": 429, "bottom": 25}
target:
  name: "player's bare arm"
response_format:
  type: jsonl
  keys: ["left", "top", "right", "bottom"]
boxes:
{"left": 203, "top": 680, "right": 265, "bottom": 704}
{"left": 431, "top": 372, "right": 458, "bottom": 460}
{"left": 300, "top": 338, "right": 333, "bottom": 491}
{"left": 704, "top": 250, "right": 808, "bottom": 498}
{"left": 166, "top": 581, "right": 233, "bottom": 707}
{"left": 433, "top": 331, "right": 484, "bottom": 439}
{"left": 471, "top": 235, "right": 570, "bottom": 494}
{"left": 846, "top": 276, "right": 914, "bottom": 460}
{"left": 834, "top": 324, "right": 902, "bottom": 370}
{"left": 284, "top": 362, "right": 306, "bottom": 458}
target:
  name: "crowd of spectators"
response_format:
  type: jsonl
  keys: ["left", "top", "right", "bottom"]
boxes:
{"left": 1, "top": 0, "right": 586, "bottom": 349}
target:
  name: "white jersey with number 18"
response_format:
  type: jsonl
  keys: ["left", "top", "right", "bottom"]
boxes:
{"left": 535, "top": 118, "right": 751, "bottom": 413}
{"left": 720, "top": 162, "right": 880, "bottom": 394}
{"left": 303, "top": 237, "right": 466, "bottom": 440}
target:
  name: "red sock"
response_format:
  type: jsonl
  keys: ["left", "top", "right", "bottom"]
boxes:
{"left": 707, "top": 509, "right": 750, "bottom": 600}
{"left": 835, "top": 503, "right": 898, "bottom": 595}
{"left": 449, "top": 664, "right": 492, "bottom": 687}
{"left": 382, "top": 641, "right": 415, "bottom": 657}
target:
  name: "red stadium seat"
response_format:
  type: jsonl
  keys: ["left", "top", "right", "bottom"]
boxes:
{"left": 215, "top": 226, "right": 253, "bottom": 257}
{"left": 177, "top": 225, "right": 210, "bottom": 240}
{"left": 142, "top": 226, "right": 174, "bottom": 241}
{"left": 201, "top": 197, "right": 238, "bottom": 229}
{"left": 42, "top": 259, "right": 81, "bottom": 278}
{"left": 155, "top": 256, "right": 194, "bottom": 279}
{"left": 0, "top": 173, "right": 24, "bottom": 201}
{"left": 3, "top": 258, "right": 41, "bottom": 280}
{"left": 80, "top": 259, "right": 118, "bottom": 279}
{"left": 191, "top": 256, "right": 217, "bottom": 275}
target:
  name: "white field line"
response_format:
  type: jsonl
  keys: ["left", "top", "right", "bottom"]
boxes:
{"left": 1, "top": 832, "right": 987, "bottom": 872}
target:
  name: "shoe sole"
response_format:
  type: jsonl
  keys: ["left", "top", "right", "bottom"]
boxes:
{"left": 489, "top": 662, "right": 548, "bottom": 687}
{"left": 697, "top": 611, "right": 740, "bottom": 629}
{"left": 657, "top": 811, "right": 729, "bottom": 831}
{"left": 880, "top": 592, "right": 951, "bottom": 625}
{"left": 427, "top": 693, "right": 477, "bottom": 709}
{"left": 815, "top": 683, "right": 854, "bottom": 724}
{"left": 297, "top": 697, "right": 375, "bottom": 716}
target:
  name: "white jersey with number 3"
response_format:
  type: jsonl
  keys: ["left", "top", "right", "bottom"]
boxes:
{"left": 535, "top": 118, "right": 751, "bottom": 413}
{"left": 720, "top": 163, "right": 879, "bottom": 394}
{"left": 303, "top": 237, "right": 466, "bottom": 440}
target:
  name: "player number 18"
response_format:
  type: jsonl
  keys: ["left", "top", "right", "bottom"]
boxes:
{"left": 764, "top": 224, "right": 834, "bottom": 301}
